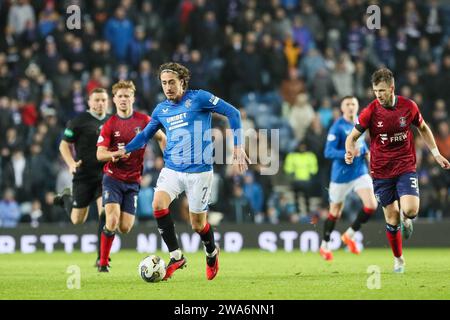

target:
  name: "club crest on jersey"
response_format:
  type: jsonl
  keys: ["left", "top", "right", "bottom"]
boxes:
{"left": 114, "top": 131, "right": 120, "bottom": 137}
{"left": 134, "top": 127, "right": 142, "bottom": 134}
{"left": 399, "top": 117, "right": 406, "bottom": 127}
{"left": 185, "top": 99, "right": 191, "bottom": 108}
{"left": 376, "top": 121, "right": 383, "bottom": 127}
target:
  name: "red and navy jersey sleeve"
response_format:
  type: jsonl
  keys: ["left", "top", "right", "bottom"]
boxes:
{"left": 97, "top": 117, "right": 112, "bottom": 148}
{"left": 356, "top": 103, "right": 374, "bottom": 132}
{"left": 410, "top": 100, "right": 423, "bottom": 127}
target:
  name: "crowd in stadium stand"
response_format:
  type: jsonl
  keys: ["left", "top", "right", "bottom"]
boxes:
{"left": 0, "top": 0, "right": 449, "bottom": 228}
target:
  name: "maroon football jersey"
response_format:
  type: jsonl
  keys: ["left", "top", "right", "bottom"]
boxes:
{"left": 357, "top": 95, "right": 423, "bottom": 179}
{"left": 97, "top": 111, "right": 150, "bottom": 183}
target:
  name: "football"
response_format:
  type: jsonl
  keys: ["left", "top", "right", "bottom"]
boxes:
{"left": 138, "top": 255, "right": 166, "bottom": 283}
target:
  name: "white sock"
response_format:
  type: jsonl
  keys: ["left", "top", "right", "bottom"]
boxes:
{"left": 170, "top": 249, "right": 182, "bottom": 260}
{"left": 395, "top": 255, "right": 405, "bottom": 265}
{"left": 321, "top": 240, "right": 329, "bottom": 250}
{"left": 345, "top": 227, "right": 355, "bottom": 238}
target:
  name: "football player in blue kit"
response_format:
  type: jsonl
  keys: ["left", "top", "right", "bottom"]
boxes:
{"left": 115, "top": 62, "right": 250, "bottom": 280}
{"left": 320, "top": 96, "right": 378, "bottom": 261}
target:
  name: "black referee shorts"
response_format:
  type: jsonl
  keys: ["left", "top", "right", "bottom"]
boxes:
{"left": 72, "top": 178, "right": 103, "bottom": 209}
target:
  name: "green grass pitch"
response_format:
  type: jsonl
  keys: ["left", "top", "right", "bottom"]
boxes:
{"left": 0, "top": 248, "right": 449, "bottom": 300}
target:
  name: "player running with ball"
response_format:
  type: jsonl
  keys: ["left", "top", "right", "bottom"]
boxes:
{"left": 116, "top": 62, "right": 250, "bottom": 280}
{"left": 345, "top": 68, "right": 450, "bottom": 273}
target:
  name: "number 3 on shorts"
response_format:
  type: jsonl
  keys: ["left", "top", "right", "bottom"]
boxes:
{"left": 409, "top": 177, "right": 418, "bottom": 190}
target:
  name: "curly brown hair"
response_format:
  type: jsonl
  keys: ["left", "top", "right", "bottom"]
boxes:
{"left": 158, "top": 62, "right": 191, "bottom": 90}
{"left": 371, "top": 68, "right": 394, "bottom": 86}
{"left": 111, "top": 80, "right": 136, "bottom": 96}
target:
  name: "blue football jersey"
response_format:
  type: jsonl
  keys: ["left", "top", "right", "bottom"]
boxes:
{"left": 125, "top": 89, "right": 242, "bottom": 173}
{"left": 324, "top": 117, "right": 369, "bottom": 183}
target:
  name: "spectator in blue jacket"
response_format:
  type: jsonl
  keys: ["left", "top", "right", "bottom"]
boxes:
{"left": 104, "top": 6, "right": 134, "bottom": 62}
{"left": 0, "top": 188, "right": 21, "bottom": 228}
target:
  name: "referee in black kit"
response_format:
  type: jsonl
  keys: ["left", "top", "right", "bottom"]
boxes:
{"left": 54, "top": 87, "right": 110, "bottom": 267}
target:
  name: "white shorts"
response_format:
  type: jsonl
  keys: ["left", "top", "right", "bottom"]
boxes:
{"left": 329, "top": 174, "right": 373, "bottom": 204}
{"left": 154, "top": 167, "right": 213, "bottom": 213}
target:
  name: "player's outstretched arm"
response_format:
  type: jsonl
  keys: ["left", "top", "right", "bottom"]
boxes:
{"left": 345, "top": 127, "right": 363, "bottom": 164}
{"left": 124, "top": 117, "right": 161, "bottom": 154}
{"left": 214, "top": 103, "right": 242, "bottom": 145}
{"left": 59, "top": 140, "right": 81, "bottom": 174}
{"left": 417, "top": 121, "right": 450, "bottom": 169}
{"left": 198, "top": 90, "right": 250, "bottom": 172}
{"left": 213, "top": 100, "right": 251, "bottom": 173}
{"left": 199, "top": 90, "right": 243, "bottom": 146}
{"left": 97, "top": 146, "right": 122, "bottom": 162}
